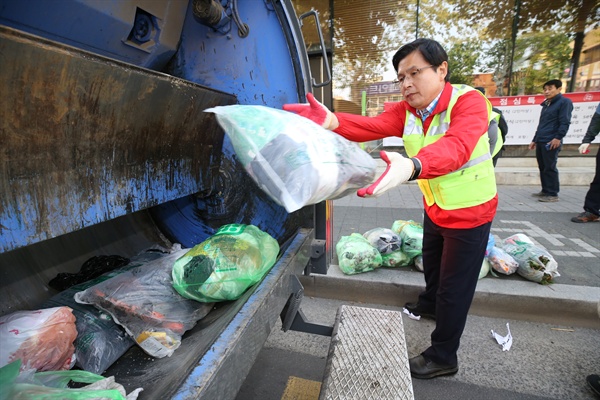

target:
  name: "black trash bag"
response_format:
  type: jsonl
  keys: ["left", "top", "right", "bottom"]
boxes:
{"left": 49, "top": 255, "right": 130, "bottom": 291}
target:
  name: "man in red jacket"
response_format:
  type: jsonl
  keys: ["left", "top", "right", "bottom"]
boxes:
{"left": 284, "top": 38, "right": 497, "bottom": 379}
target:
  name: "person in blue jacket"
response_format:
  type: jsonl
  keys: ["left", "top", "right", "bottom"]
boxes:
{"left": 528, "top": 79, "right": 573, "bottom": 202}
{"left": 571, "top": 103, "right": 600, "bottom": 223}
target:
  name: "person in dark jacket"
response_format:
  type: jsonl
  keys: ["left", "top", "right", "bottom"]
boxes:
{"left": 571, "top": 103, "right": 600, "bottom": 223}
{"left": 528, "top": 79, "right": 573, "bottom": 202}
{"left": 475, "top": 87, "right": 508, "bottom": 166}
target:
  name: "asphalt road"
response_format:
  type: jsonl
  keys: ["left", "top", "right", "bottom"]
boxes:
{"left": 235, "top": 184, "right": 600, "bottom": 400}
{"left": 236, "top": 296, "right": 600, "bottom": 400}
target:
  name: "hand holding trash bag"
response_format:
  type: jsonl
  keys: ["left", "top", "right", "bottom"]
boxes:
{"left": 357, "top": 151, "right": 420, "bottom": 198}
{"left": 283, "top": 93, "right": 339, "bottom": 130}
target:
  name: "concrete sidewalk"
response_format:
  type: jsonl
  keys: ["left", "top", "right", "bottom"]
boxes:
{"left": 494, "top": 156, "right": 596, "bottom": 186}
{"left": 302, "top": 174, "right": 600, "bottom": 328}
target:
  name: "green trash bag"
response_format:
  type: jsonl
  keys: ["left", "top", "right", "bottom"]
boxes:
{"left": 336, "top": 233, "right": 382, "bottom": 275}
{"left": 381, "top": 249, "right": 412, "bottom": 268}
{"left": 172, "top": 224, "right": 280, "bottom": 302}
{"left": 0, "top": 359, "right": 140, "bottom": 400}
{"left": 391, "top": 220, "right": 424, "bottom": 259}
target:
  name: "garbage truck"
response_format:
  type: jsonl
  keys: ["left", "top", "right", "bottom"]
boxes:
{"left": 0, "top": 1, "right": 335, "bottom": 398}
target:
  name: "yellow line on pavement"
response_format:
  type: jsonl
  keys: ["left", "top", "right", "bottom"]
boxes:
{"left": 281, "top": 376, "right": 321, "bottom": 400}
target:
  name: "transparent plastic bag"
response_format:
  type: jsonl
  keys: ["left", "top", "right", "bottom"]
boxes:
{"left": 205, "top": 105, "right": 377, "bottom": 212}
{"left": 479, "top": 258, "right": 490, "bottom": 279}
{"left": 336, "top": 233, "right": 382, "bottom": 275}
{"left": 0, "top": 359, "right": 141, "bottom": 400}
{"left": 75, "top": 249, "right": 214, "bottom": 359}
{"left": 0, "top": 307, "right": 77, "bottom": 372}
{"left": 414, "top": 255, "right": 424, "bottom": 272}
{"left": 363, "top": 228, "right": 402, "bottom": 255}
{"left": 501, "top": 234, "right": 559, "bottom": 284}
{"left": 391, "top": 220, "right": 423, "bottom": 259}
{"left": 172, "top": 224, "right": 279, "bottom": 303}
{"left": 44, "top": 286, "right": 133, "bottom": 375}
{"left": 381, "top": 250, "right": 412, "bottom": 268}
{"left": 485, "top": 233, "right": 496, "bottom": 256}
{"left": 487, "top": 247, "right": 518, "bottom": 275}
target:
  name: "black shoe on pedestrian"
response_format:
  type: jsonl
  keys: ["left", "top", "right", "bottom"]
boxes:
{"left": 587, "top": 374, "right": 600, "bottom": 397}
{"left": 409, "top": 354, "right": 458, "bottom": 379}
{"left": 571, "top": 212, "right": 600, "bottom": 223}
{"left": 403, "top": 302, "right": 436, "bottom": 320}
{"left": 538, "top": 195, "right": 559, "bottom": 202}
{"left": 531, "top": 191, "right": 546, "bottom": 197}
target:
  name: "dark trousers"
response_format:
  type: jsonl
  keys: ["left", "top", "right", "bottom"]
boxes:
{"left": 583, "top": 149, "right": 600, "bottom": 216}
{"left": 418, "top": 213, "right": 492, "bottom": 366}
{"left": 535, "top": 143, "right": 561, "bottom": 196}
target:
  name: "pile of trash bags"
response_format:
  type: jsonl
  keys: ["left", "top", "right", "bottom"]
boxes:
{"left": 0, "top": 223, "right": 280, "bottom": 396}
{"left": 336, "top": 220, "right": 423, "bottom": 275}
{"left": 487, "top": 233, "right": 560, "bottom": 284}
{"left": 336, "top": 222, "right": 560, "bottom": 286}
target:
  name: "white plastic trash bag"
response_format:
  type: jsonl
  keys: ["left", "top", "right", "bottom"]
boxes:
{"left": 0, "top": 307, "right": 78, "bottom": 372}
{"left": 487, "top": 246, "right": 518, "bottom": 275}
{"left": 479, "top": 258, "right": 490, "bottom": 279}
{"left": 205, "top": 105, "right": 377, "bottom": 213}
{"left": 363, "top": 228, "right": 402, "bottom": 255}
{"left": 501, "top": 234, "right": 559, "bottom": 284}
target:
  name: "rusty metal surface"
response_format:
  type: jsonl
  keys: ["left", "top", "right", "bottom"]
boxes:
{"left": 0, "top": 26, "right": 237, "bottom": 253}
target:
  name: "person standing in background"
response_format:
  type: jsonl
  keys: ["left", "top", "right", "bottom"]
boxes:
{"left": 529, "top": 79, "right": 573, "bottom": 203}
{"left": 475, "top": 86, "right": 508, "bottom": 167}
{"left": 571, "top": 103, "right": 600, "bottom": 223}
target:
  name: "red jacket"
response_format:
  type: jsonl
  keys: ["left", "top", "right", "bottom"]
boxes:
{"left": 334, "top": 82, "right": 498, "bottom": 229}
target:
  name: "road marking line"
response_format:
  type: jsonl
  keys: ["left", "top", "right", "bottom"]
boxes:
{"left": 492, "top": 221, "right": 600, "bottom": 256}
{"left": 569, "top": 238, "right": 600, "bottom": 253}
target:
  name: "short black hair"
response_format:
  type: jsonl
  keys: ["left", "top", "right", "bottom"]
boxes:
{"left": 392, "top": 38, "right": 451, "bottom": 82}
{"left": 474, "top": 86, "right": 485, "bottom": 95}
{"left": 543, "top": 79, "right": 562, "bottom": 89}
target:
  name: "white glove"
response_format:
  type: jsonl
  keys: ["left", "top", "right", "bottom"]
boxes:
{"left": 357, "top": 151, "right": 418, "bottom": 198}
{"left": 579, "top": 143, "right": 590, "bottom": 154}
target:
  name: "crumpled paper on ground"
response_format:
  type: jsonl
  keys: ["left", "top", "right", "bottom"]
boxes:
{"left": 491, "top": 322, "right": 513, "bottom": 351}
{"left": 402, "top": 307, "right": 421, "bottom": 321}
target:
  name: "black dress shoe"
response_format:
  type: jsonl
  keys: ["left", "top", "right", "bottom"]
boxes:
{"left": 409, "top": 355, "right": 458, "bottom": 379}
{"left": 587, "top": 374, "right": 600, "bottom": 397}
{"left": 404, "top": 301, "right": 436, "bottom": 320}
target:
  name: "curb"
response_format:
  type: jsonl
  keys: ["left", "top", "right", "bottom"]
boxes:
{"left": 300, "top": 266, "right": 600, "bottom": 329}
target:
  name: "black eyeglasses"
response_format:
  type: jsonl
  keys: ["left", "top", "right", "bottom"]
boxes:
{"left": 393, "top": 65, "right": 436, "bottom": 85}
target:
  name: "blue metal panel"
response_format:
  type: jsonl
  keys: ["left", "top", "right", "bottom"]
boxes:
{"left": 150, "top": 0, "right": 314, "bottom": 246}
{"left": 0, "top": 26, "right": 235, "bottom": 252}
{"left": 0, "top": 0, "right": 188, "bottom": 69}
{"left": 0, "top": 1, "right": 314, "bottom": 250}
{"left": 167, "top": 0, "right": 308, "bottom": 108}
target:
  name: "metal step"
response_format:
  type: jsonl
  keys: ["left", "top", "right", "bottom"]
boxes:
{"left": 319, "top": 305, "right": 414, "bottom": 400}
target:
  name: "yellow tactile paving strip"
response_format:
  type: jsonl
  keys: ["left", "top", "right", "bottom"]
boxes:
{"left": 281, "top": 376, "right": 321, "bottom": 400}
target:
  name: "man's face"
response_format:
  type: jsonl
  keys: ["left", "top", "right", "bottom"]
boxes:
{"left": 396, "top": 50, "right": 447, "bottom": 110}
{"left": 543, "top": 84, "right": 561, "bottom": 100}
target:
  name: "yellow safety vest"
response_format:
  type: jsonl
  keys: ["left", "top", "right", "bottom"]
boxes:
{"left": 403, "top": 84, "right": 497, "bottom": 210}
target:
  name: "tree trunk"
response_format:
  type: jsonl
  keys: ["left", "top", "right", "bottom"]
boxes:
{"left": 567, "top": 0, "right": 595, "bottom": 93}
